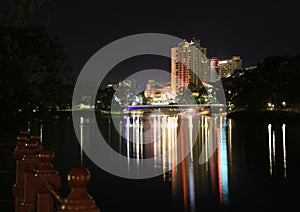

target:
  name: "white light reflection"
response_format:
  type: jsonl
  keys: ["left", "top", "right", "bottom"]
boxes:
{"left": 268, "top": 123, "right": 289, "bottom": 178}
{"left": 272, "top": 130, "right": 276, "bottom": 167}
{"left": 189, "top": 115, "right": 193, "bottom": 161}
{"left": 79, "top": 117, "right": 84, "bottom": 166}
{"left": 140, "top": 119, "right": 144, "bottom": 159}
{"left": 135, "top": 116, "right": 140, "bottom": 159}
{"left": 173, "top": 116, "right": 178, "bottom": 173}
{"left": 40, "top": 123, "right": 43, "bottom": 144}
{"left": 162, "top": 116, "right": 167, "bottom": 181}
{"left": 126, "top": 117, "right": 130, "bottom": 158}
{"left": 153, "top": 116, "right": 157, "bottom": 154}
{"left": 204, "top": 116, "right": 209, "bottom": 168}
{"left": 268, "top": 124, "right": 273, "bottom": 176}
{"left": 282, "top": 123, "right": 287, "bottom": 178}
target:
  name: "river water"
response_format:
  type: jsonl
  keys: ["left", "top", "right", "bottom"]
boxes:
{"left": 1, "top": 112, "right": 300, "bottom": 211}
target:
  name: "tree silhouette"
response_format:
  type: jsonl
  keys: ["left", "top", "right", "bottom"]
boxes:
{"left": 0, "top": 26, "right": 74, "bottom": 114}
{"left": 0, "top": 1, "right": 74, "bottom": 138}
{"left": 223, "top": 54, "right": 300, "bottom": 111}
{"left": 0, "top": 0, "right": 46, "bottom": 28}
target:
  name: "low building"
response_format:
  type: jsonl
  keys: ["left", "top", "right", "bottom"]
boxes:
{"left": 217, "top": 56, "right": 243, "bottom": 78}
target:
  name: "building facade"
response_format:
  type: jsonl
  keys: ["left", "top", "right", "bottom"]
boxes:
{"left": 144, "top": 80, "right": 172, "bottom": 104}
{"left": 171, "top": 38, "right": 209, "bottom": 94}
{"left": 217, "top": 56, "right": 243, "bottom": 78}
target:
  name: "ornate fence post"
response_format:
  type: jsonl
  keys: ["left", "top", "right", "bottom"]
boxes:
{"left": 21, "top": 135, "right": 41, "bottom": 211}
{"left": 13, "top": 130, "right": 101, "bottom": 212}
{"left": 33, "top": 149, "right": 61, "bottom": 212}
{"left": 58, "top": 167, "right": 100, "bottom": 212}
{"left": 13, "top": 130, "right": 29, "bottom": 212}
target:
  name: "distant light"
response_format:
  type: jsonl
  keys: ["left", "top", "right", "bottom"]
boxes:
{"left": 219, "top": 60, "right": 228, "bottom": 64}
{"left": 282, "top": 101, "right": 287, "bottom": 106}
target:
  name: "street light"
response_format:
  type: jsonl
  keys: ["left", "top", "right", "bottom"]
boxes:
{"left": 267, "top": 102, "right": 274, "bottom": 111}
{"left": 282, "top": 101, "right": 287, "bottom": 107}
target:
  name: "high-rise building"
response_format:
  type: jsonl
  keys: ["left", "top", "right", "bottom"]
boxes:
{"left": 171, "top": 38, "right": 209, "bottom": 94}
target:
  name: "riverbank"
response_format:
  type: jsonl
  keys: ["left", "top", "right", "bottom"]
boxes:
{"left": 54, "top": 109, "right": 130, "bottom": 119}
{"left": 227, "top": 110, "right": 300, "bottom": 123}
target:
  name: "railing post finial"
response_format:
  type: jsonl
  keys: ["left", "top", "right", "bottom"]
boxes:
{"left": 58, "top": 167, "right": 100, "bottom": 212}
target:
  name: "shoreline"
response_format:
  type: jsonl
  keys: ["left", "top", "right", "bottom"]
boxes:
{"left": 18, "top": 109, "right": 300, "bottom": 122}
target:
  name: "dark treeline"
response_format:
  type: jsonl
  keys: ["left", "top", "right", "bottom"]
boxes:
{"left": 222, "top": 53, "right": 300, "bottom": 112}
{"left": 0, "top": 25, "right": 75, "bottom": 139}
{"left": 0, "top": 0, "right": 75, "bottom": 139}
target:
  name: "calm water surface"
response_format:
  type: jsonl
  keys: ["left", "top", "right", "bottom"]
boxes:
{"left": 1, "top": 112, "right": 300, "bottom": 212}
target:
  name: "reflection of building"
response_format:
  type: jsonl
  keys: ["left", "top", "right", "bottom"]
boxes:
{"left": 171, "top": 38, "right": 209, "bottom": 94}
{"left": 114, "top": 113, "right": 232, "bottom": 210}
{"left": 170, "top": 115, "right": 231, "bottom": 210}
{"left": 217, "top": 56, "right": 243, "bottom": 78}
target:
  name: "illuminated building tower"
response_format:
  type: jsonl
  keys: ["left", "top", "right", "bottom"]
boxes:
{"left": 171, "top": 38, "right": 209, "bottom": 94}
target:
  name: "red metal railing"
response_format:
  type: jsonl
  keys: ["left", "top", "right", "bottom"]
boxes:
{"left": 12, "top": 130, "right": 100, "bottom": 212}
{"left": 0, "top": 138, "right": 17, "bottom": 206}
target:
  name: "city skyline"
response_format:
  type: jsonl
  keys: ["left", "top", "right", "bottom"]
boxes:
{"left": 1, "top": 2, "right": 300, "bottom": 211}
{"left": 103, "top": 39, "right": 243, "bottom": 90}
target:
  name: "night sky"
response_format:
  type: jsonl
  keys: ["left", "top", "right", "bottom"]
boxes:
{"left": 3, "top": 1, "right": 300, "bottom": 84}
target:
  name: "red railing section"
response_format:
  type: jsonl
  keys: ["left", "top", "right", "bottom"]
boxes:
{"left": 12, "top": 130, "right": 100, "bottom": 212}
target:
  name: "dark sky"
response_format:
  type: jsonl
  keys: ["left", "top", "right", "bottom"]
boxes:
{"left": 3, "top": 1, "right": 300, "bottom": 84}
